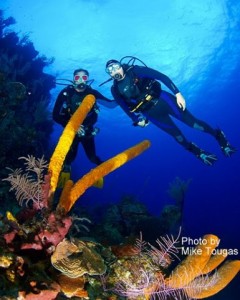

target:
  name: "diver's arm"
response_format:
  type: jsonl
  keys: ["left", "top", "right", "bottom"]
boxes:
{"left": 134, "top": 66, "right": 186, "bottom": 110}
{"left": 52, "top": 90, "right": 69, "bottom": 126}
{"left": 92, "top": 89, "right": 117, "bottom": 108}
{"left": 134, "top": 65, "right": 180, "bottom": 95}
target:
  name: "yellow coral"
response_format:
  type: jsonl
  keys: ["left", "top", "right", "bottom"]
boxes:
{"left": 167, "top": 234, "right": 219, "bottom": 287}
{"left": 6, "top": 211, "right": 18, "bottom": 223}
{"left": 57, "top": 274, "right": 88, "bottom": 298}
{"left": 0, "top": 253, "right": 14, "bottom": 268}
{"left": 48, "top": 95, "right": 95, "bottom": 196}
{"left": 57, "top": 140, "right": 151, "bottom": 213}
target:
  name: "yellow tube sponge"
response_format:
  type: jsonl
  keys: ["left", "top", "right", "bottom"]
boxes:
{"left": 201, "top": 250, "right": 228, "bottom": 275}
{"left": 57, "top": 140, "right": 151, "bottom": 213}
{"left": 186, "top": 260, "right": 240, "bottom": 299}
{"left": 167, "top": 234, "right": 219, "bottom": 288}
{"left": 48, "top": 95, "right": 95, "bottom": 195}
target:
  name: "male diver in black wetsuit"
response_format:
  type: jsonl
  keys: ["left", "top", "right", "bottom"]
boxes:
{"left": 53, "top": 68, "right": 115, "bottom": 184}
{"left": 104, "top": 58, "right": 236, "bottom": 166}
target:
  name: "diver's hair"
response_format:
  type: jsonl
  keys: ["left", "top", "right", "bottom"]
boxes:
{"left": 73, "top": 68, "right": 89, "bottom": 76}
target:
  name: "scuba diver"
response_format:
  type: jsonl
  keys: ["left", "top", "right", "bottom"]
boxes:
{"left": 53, "top": 68, "right": 115, "bottom": 185}
{"left": 104, "top": 57, "right": 236, "bottom": 165}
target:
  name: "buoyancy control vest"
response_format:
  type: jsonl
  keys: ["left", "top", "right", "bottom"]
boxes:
{"left": 114, "top": 65, "right": 161, "bottom": 112}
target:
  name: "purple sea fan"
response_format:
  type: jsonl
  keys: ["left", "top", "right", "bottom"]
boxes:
{"left": 146, "top": 228, "right": 181, "bottom": 268}
{"left": 3, "top": 155, "right": 49, "bottom": 210}
{"left": 111, "top": 268, "right": 186, "bottom": 300}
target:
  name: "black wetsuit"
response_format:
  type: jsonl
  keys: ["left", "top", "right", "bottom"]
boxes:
{"left": 111, "top": 65, "right": 217, "bottom": 151}
{"left": 53, "top": 85, "right": 114, "bottom": 165}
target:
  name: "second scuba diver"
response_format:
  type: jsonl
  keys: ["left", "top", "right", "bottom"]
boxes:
{"left": 104, "top": 57, "right": 236, "bottom": 166}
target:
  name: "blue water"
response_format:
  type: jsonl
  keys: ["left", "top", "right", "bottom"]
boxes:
{"left": 1, "top": 0, "right": 240, "bottom": 298}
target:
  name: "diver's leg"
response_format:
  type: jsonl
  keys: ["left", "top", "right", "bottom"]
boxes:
{"left": 173, "top": 105, "right": 236, "bottom": 156}
{"left": 145, "top": 95, "right": 217, "bottom": 165}
{"left": 81, "top": 136, "right": 103, "bottom": 165}
{"left": 214, "top": 129, "right": 236, "bottom": 156}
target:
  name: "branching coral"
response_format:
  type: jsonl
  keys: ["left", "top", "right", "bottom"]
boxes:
{"left": 2, "top": 155, "right": 49, "bottom": 210}
{"left": 167, "top": 176, "right": 191, "bottom": 205}
{"left": 57, "top": 139, "right": 151, "bottom": 213}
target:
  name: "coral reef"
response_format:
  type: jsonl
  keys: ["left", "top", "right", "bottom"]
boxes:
{"left": 0, "top": 9, "right": 239, "bottom": 300}
{"left": 51, "top": 238, "right": 106, "bottom": 278}
{"left": 1, "top": 86, "right": 151, "bottom": 298}
{"left": 161, "top": 176, "right": 192, "bottom": 232}
{"left": 0, "top": 9, "right": 55, "bottom": 213}
{"left": 102, "top": 232, "right": 240, "bottom": 300}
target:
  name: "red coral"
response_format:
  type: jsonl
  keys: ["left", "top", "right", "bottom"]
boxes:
{"left": 4, "top": 229, "right": 18, "bottom": 244}
{"left": 18, "top": 282, "right": 60, "bottom": 300}
{"left": 20, "top": 213, "right": 72, "bottom": 253}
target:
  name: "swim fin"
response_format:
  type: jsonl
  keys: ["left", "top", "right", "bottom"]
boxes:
{"left": 187, "top": 142, "right": 217, "bottom": 166}
{"left": 92, "top": 177, "right": 104, "bottom": 189}
{"left": 57, "top": 165, "right": 71, "bottom": 188}
{"left": 57, "top": 171, "right": 71, "bottom": 188}
{"left": 215, "top": 129, "right": 236, "bottom": 157}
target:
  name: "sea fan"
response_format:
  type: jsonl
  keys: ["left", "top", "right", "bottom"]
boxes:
{"left": 3, "top": 155, "right": 48, "bottom": 209}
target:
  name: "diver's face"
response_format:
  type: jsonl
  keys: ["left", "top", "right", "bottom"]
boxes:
{"left": 106, "top": 63, "right": 124, "bottom": 80}
{"left": 73, "top": 71, "right": 88, "bottom": 90}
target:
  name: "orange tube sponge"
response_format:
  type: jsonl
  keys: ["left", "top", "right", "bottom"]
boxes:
{"left": 167, "top": 234, "right": 220, "bottom": 288}
{"left": 186, "top": 260, "right": 240, "bottom": 299}
{"left": 57, "top": 140, "right": 151, "bottom": 213}
{"left": 201, "top": 250, "right": 228, "bottom": 274}
{"left": 48, "top": 95, "right": 95, "bottom": 196}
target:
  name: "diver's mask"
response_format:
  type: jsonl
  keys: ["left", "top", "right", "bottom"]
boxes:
{"left": 73, "top": 73, "right": 89, "bottom": 90}
{"left": 106, "top": 63, "right": 124, "bottom": 80}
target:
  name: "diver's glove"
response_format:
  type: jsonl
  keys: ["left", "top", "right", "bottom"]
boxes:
{"left": 91, "top": 127, "right": 100, "bottom": 136}
{"left": 77, "top": 125, "right": 85, "bottom": 137}
{"left": 176, "top": 92, "right": 186, "bottom": 111}
{"left": 133, "top": 115, "right": 149, "bottom": 127}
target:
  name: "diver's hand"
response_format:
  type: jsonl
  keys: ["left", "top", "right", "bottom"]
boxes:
{"left": 176, "top": 92, "right": 186, "bottom": 111}
{"left": 77, "top": 125, "right": 85, "bottom": 137}
{"left": 134, "top": 116, "right": 149, "bottom": 127}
